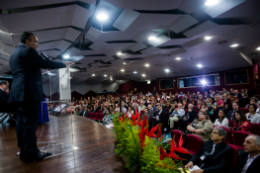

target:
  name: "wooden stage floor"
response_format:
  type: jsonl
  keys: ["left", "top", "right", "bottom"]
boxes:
{"left": 0, "top": 115, "right": 129, "bottom": 173}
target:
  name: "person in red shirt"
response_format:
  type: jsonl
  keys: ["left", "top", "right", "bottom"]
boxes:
{"left": 232, "top": 110, "right": 251, "bottom": 132}
{"left": 215, "top": 95, "right": 224, "bottom": 111}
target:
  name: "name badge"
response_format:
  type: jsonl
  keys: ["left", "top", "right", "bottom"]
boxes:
{"left": 200, "top": 155, "right": 206, "bottom": 160}
{"left": 156, "top": 115, "right": 159, "bottom": 119}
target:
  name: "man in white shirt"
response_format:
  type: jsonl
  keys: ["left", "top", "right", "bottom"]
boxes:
{"left": 231, "top": 134, "right": 260, "bottom": 173}
{"left": 178, "top": 91, "right": 185, "bottom": 98}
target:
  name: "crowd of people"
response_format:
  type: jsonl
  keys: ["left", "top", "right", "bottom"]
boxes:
{"left": 71, "top": 86, "right": 260, "bottom": 173}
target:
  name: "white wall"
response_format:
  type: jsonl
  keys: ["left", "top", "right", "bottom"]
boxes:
{"left": 70, "top": 80, "right": 128, "bottom": 95}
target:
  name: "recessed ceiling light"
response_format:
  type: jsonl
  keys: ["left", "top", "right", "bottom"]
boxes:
{"left": 142, "top": 74, "right": 146, "bottom": 77}
{"left": 147, "top": 81, "right": 151, "bottom": 84}
{"left": 63, "top": 54, "right": 70, "bottom": 59}
{"left": 144, "top": 64, "right": 150, "bottom": 67}
{"left": 148, "top": 36, "right": 156, "bottom": 41}
{"left": 92, "top": 74, "right": 95, "bottom": 76}
{"left": 104, "top": 74, "right": 107, "bottom": 77}
{"left": 96, "top": 13, "right": 108, "bottom": 21}
{"left": 133, "top": 71, "right": 137, "bottom": 74}
{"left": 197, "top": 64, "right": 203, "bottom": 68}
{"left": 117, "top": 52, "right": 122, "bottom": 56}
{"left": 123, "top": 62, "right": 126, "bottom": 65}
{"left": 230, "top": 44, "right": 239, "bottom": 48}
{"left": 110, "top": 78, "right": 113, "bottom": 80}
{"left": 120, "top": 69, "right": 125, "bottom": 72}
{"left": 256, "top": 47, "right": 260, "bottom": 51}
{"left": 165, "top": 69, "right": 170, "bottom": 73}
{"left": 175, "top": 57, "right": 181, "bottom": 60}
{"left": 205, "top": 0, "right": 220, "bottom": 6}
{"left": 204, "top": 36, "right": 212, "bottom": 40}
{"left": 70, "top": 77, "right": 72, "bottom": 79}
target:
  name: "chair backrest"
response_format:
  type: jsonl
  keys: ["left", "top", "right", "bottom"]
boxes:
{"left": 99, "top": 113, "right": 105, "bottom": 120}
{"left": 232, "top": 131, "right": 251, "bottom": 148}
{"left": 251, "top": 123, "right": 260, "bottom": 136}
{"left": 228, "top": 119, "right": 234, "bottom": 128}
{"left": 166, "top": 108, "right": 169, "bottom": 113}
{"left": 184, "top": 109, "right": 187, "bottom": 115}
{"left": 185, "top": 134, "right": 204, "bottom": 154}
{"left": 240, "top": 108, "right": 249, "bottom": 114}
{"left": 170, "top": 130, "right": 184, "bottom": 144}
{"left": 218, "top": 126, "right": 232, "bottom": 143}
{"left": 88, "top": 112, "right": 94, "bottom": 118}
{"left": 227, "top": 143, "right": 238, "bottom": 168}
{"left": 179, "top": 96, "right": 183, "bottom": 99}
{"left": 94, "top": 112, "right": 99, "bottom": 119}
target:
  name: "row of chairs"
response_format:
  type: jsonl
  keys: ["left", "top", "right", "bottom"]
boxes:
{"left": 171, "top": 130, "right": 238, "bottom": 167}
{"left": 88, "top": 110, "right": 105, "bottom": 122}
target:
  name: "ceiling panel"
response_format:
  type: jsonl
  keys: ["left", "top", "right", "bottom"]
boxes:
{"left": 183, "top": 21, "right": 218, "bottom": 38}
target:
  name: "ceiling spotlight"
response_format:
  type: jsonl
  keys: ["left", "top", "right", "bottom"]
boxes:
{"left": 123, "top": 62, "right": 126, "bottom": 65}
{"left": 205, "top": 0, "right": 220, "bottom": 6}
{"left": 104, "top": 74, "right": 107, "bottom": 77}
{"left": 63, "top": 54, "right": 70, "bottom": 59}
{"left": 144, "top": 64, "right": 150, "bottom": 67}
{"left": 70, "top": 77, "right": 72, "bottom": 79}
{"left": 147, "top": 81, "right": 151, "bottom": 84}
{"left": 133, "top": 71, "right": 137, "bottom": 74}
{"left": 230, "top": 44, "right": 239, "bottom": 48}
{"left": 201, "top": 79, "right": 207, "bottom": 85}
{"left": 165, "top": 69, "right": 170, "bottom": 73}
{"left": 110, "top": 78, "right": 113, "bottom": 80}
{"left": 142, "top": 74, "right": 146, "bottom": 77}
{"left": 97, "top": 13, "right": 108, "bottom": 21}
{"left": 197, "top": 64, "right": 203, "bottom": 68}
{"left": 120, "top": 69, "right": 125, "bottom": 72}
{"left": 204, "top": 36, "right": 212, "bottom": 40}
{"left": 148, "top": 36, "right": 156, "bottom": 41}
{"left": 92, "top": 74, "right": 95, "bottom": 76}
{"left": 256, "top": 47, "right": 260, "bottom": 51}
{"left": 117, "top": 52, "right": 122, "bottom": 56}
{"left": 175, "top": 57, "right": 181, "bottom": 61}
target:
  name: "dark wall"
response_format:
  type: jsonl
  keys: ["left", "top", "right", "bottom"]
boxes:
{"left": 156, "top": 66, "right": 256, "bottom": 94}
{"left": 116, "top": 80, "right": 156, "bottom": 94}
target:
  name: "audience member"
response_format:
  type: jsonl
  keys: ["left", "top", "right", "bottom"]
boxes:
{"left": 213, "top": 109, "right": 229, "bottom": 128}
{"left": 185, "top": 127, "right": 233, "bottom": 173}
{"left": 77, "top": 107, "right": 84, "bottom": 116}
{"left": 245, "top": 104, "right": 260, "bottom": 123}
{"left": 245, "top": 97, "right": 258, "bottom": 108}
{"left": 231, "top": 135, "right": 260, "bottom": 173}
{"left": 227, "top": 102, "right": 239, "bottom": 119}
{"left": 83, "top": 108, "right": 89, "bottom": 118}
{"left": 152, "top": 105, "right": 165, "bottom": 127}
{"left": 169, "top": 103, "right": 185, "bottom": 129}
{"left": 102, "top": 110, "right": 112, "bottom": 125}
{"left": 187, "top": 111, "right": 213, "bottom": 142}
{"left": 232, "top": 110, "right": 251, "bottom": 132}
{"left": 179, "top": 104, "right": 196, "bottom": 132}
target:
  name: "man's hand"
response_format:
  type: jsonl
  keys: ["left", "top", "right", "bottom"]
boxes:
{"left": 185, "top": 161, "right": 193, "bottom": 169}
{"left": 191, "top": 169, "right": 204, "bottom": 173}
{"left": 65, "top": 61, "right": 73, "bottom": 66}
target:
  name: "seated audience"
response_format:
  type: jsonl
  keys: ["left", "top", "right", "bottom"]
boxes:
{"left": 227, "top": 102, "right": 239, "bottom": 119}
{"left": 125, "top": 107, "right": 133, "bottom": 118}
{"left": 185, "top": 127, "right": 233, "bottom": 173}
{"left": 83, "top": 108, "right": 89, "bottom": 118}
{"left": 169, "top": 103, "right": 185, "bottom": 129}
{"left": 168, "top": 103, "right": 175, "bottom": 114}
{"left": 215, "top": 95, "right": 224, "bottom": 110}
{"left": 179, "top": 104, "right": 196, "bottom": 132}
{"left": 222, "top": 93, "right": 231, "bottom": 111}
{"left": 92, "top": 105, "right": 98, "bottom": 113}
{"left": 232, "top": 110, "right": 251, "bottom": 132}
{"left": 141, "top": 108, "right": 151, "bottom": 121}
{"left": 213, "top": 109, "right": 229, "bottom": 128}
{"left": 245, "top": 97, "right": 258, "bottom": 108}
{"left": 182, "top": 99, "right": 188, "bottom": 109}
{"left": 152, "top": 105, "right": 165, "bottom": 127}
{"left": 207, "top": 97, "right": 217, "bottom": 122}
{"left": 245, "top": 104, "right": 260, "bottom": 123}
{"left": 187, "top": 111, "right": 213, "bottom": 142}
{"left": 102, "top": 110, "right": 112, "bottom": 125}
{"left": 231, "top": 134, "right": 260, "bottom": 173}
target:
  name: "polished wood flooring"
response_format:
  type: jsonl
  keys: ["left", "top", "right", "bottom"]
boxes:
{"left": 0, "top": 115, "right": 130, "bottom": 173}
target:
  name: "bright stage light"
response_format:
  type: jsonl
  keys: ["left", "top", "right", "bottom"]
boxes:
{"left": 201, "top": 80, "right": 207, "bottom": 85}
{"left": 97, "top": 13, "right": 108, "bottom": 21}
{"left": 63, "top": 54, "right": 70, "bottom": 59}
{"left": 205, "top": 0, "right": 220, "bottom": 6}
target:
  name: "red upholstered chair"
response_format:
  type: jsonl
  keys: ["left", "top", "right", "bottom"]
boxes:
{"left": 93, "top": 112, "right": 99, "bottom": 121}
{"left": 228, "top": 119, "right": 234, "bottom": 128}
{"left": 232, "top": 131, "right": 251, "bottom": 150}
{"left": 240, "top": 108, "right": 249, "bottom": 114}
{"left": 218, "top": 126, "right": 232, "bottom": 143}
{"left": 251, "top": 123, "right": 260, "bottom": 136}
{"left": 227, "top": 144, "right": 238, "bottom": 168}
{"left": 166, "top": 108, "right": 169, "bottom": 113}
{"left": 98, "top": 113, "right": 105, "bottom": 122}
{"left": 97, "top": 109, "right": 102, "bottom": 113}
{"left": 185, "top": 134, "right": 204, "bottom": 155}
{"left": 171, "top": 130, "right": 184, "bottom": 145}
{"left": 88, "top": 112, "right": 94, "bottom": 119}
{"left": 179, "top": 96, "right": 183, "bottom": 99}
{"left": 184, "top": 109, "right": 187, "bottom": 115}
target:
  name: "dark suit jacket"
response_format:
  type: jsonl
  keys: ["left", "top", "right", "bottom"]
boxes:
{"left": 190, "top": 140, "right": 233, "bottom": 173}
{"left": 231, "top": 151, "right": 260, "bottom": 173}
{"left": 186, "top": 109, "right": 196, "bottom": 122}
{"left": 0, "top": 89, "right": 13, "bottom": 112}
{"left": 77, "top": 110, "right": 84, "bottom": 116}
{"left": 9, "top": 45, "right": 66, "bottom": 102}
{"left": 155, "top": 110, "right": 166, "bottom": 124}
{"left": 227, "top": 110, "right": 235, "bottom": 119}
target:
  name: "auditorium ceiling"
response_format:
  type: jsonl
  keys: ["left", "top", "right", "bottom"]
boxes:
{"left": 0, "top": 0, "right": 260, "bottom": 84}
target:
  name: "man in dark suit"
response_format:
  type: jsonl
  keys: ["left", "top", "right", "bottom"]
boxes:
{"left": 227, "top": 102, "right": 239, "bottom": 119}
{"left": 9, "top": 32, "right": 70, "bottom": 163}
{"left": 152, "top": 105, "right": 166, "bottom": 127}
{"left": 185, "top": 127, "right": 233, "bottom": 173}
{"left": 77, "top": 107, "right": 84, "bottom": 116}
{"left": 179, "top": 103, "right": 196, "bottom": 132}
{"left": 0, "top": 80, "right": 11, "bottom": 112}
{"left": 231, "top": 134, "right": 260, "bottom": 173}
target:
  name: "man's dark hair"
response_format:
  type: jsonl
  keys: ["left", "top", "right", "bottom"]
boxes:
{"left": 20, "top": 32, "right": 34, "bottom": 44}
{"left": 0, "top": 80, "right": 8, "bottom": 86}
